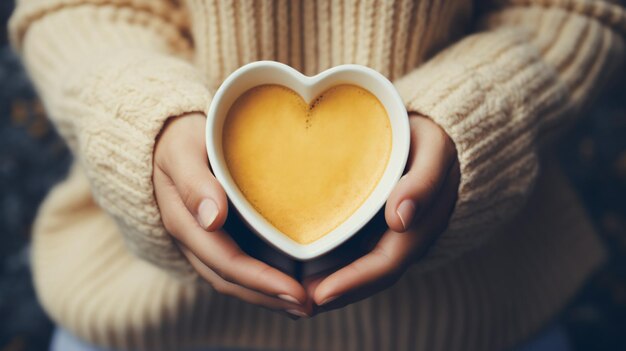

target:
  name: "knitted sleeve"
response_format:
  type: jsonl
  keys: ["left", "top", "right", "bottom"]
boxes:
{"left": 9, "top": 0, "right": 211, "bottom": 278}
{"left": 394, "top": 0, "right": 626, "bottom": 269}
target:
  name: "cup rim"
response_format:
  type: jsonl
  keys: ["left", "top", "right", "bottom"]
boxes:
{"left": 206, "top": 61, "right": 410, "bottom": 260}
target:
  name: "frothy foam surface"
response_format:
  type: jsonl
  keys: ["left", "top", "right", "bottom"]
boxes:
{"left": 223, "top": 84, "right": 391, "bottom": 244}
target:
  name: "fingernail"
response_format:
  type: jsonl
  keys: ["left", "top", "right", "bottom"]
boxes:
{"left": 197, "top": 199, "right": 219, "bottom": 230}
{"left": 278, "top": 294, "right": 300, "bottom": 305}
{"left": 396, "top": 200, "right": 416, "bottom": 231}
{"left": 319, "top": 295, "right": 338, "bottom": 306}
{"left": 286, "top": 309, "right": 309, "bottom": 318}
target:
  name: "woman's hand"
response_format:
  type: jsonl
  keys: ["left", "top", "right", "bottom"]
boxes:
{"left": 306, "top": 113, "right": 460, "bottom": 314}
{"left": 153, "top": 112, "right": 310, "bottom": 318}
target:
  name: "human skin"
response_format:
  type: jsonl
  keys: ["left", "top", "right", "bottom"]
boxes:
{"left": 153, "top": 111, "right": 459, "bottom": 318}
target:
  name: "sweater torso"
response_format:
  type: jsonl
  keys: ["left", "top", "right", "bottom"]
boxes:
{"left": 186, "top": 0, "right": 471, "bottom": 90}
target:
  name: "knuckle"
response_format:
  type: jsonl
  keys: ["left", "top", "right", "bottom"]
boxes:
{"left": 346, "top": 261, "right": 365, "bottom": 276}
{"left": 178, "top": 177, "right": 207, "bottom": 210}
{"left": 373, "top": 247, "right": 402, "bottom": 274}
{"left": 225, "top": 252, "right": 248, "bottom": 279}
{"left": 214, "top": 267, "right": 234, "bottom": 284}
{"left": 373, "top": 248, "right": 394, "bottom": 268}
{"left": 178, "top": 184, "right": 195, "bottom": 209}
{"left": 407, "top": 173, "right": 438, "bottom": 199}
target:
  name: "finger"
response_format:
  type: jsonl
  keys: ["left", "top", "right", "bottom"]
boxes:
{"left": 179, "top": 245, "right": 310, "bottom": 318}
{"left": 301, "top": 272, "right": 330, "bottom": 317}
{"left": 312, "top": 229, "right": 419, "bottom": 306}
{"left": 304, "top": 269, "right": 395, "bottom": 315}
{"left": 385, "top": 116, "right": 457, "bottom": 232}
{"left": 154, "top": 177, "right": 308, "bottom": 305}
{"left": 156, "top": 114, "right": 228, "bottom": 231}
{"left": 315, "top": 161, "right": 460, "bottom": 307}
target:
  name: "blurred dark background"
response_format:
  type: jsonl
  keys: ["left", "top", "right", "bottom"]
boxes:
{"left": 1, "top": 1, "right": 626, "bottom": 350}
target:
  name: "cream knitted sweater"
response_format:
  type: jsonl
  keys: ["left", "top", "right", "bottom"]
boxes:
{"left": 8, "top": 0, "right": 626, "bottom": 350}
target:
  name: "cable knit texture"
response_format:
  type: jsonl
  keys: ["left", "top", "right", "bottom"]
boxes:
{"left": 7, "top": 0, "right": 626, "bottom": 350}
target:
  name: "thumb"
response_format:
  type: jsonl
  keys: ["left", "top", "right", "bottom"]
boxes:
{"left": 385, "top": 117, "right": 456, "bottom": 233}
{"left": 174, "top": 160, "right": 228, "bottom": 232}
{"left": 156, "top": 114, "right": 228, "bottom": 232}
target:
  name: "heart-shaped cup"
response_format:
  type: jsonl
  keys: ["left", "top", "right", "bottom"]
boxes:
{"left": 206, "top": 61, "right": 409, "bottom": 260}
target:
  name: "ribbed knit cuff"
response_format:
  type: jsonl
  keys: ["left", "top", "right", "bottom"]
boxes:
{"left": 71, "top": 50, "right": 211, "bottom": 279}
{"left": 394, "top": 31, "right": 544, "bottom": 268}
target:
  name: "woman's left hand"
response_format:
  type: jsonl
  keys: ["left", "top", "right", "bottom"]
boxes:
{"left": 305, "top": 113, "right": 460, "bottom": 314}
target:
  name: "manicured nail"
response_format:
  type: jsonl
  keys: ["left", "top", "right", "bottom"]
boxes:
{"left": 197, "top": 199, "right": 219, "bottom": 230}
{"left": 319, "top": 296, "right": 338, "bottom": 306}
{"left": 396, "top": 199, "right": 416, "bottom": 231}
{"left": 286, "top": 309, "right": 309, "bottom": 318}
{"left": 278, "top": 294, "right": 300, "bottom": 305}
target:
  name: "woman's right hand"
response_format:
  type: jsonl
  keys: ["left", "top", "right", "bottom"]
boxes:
{"left": 153, "top": 112, "right": 310, "bottom": 318}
